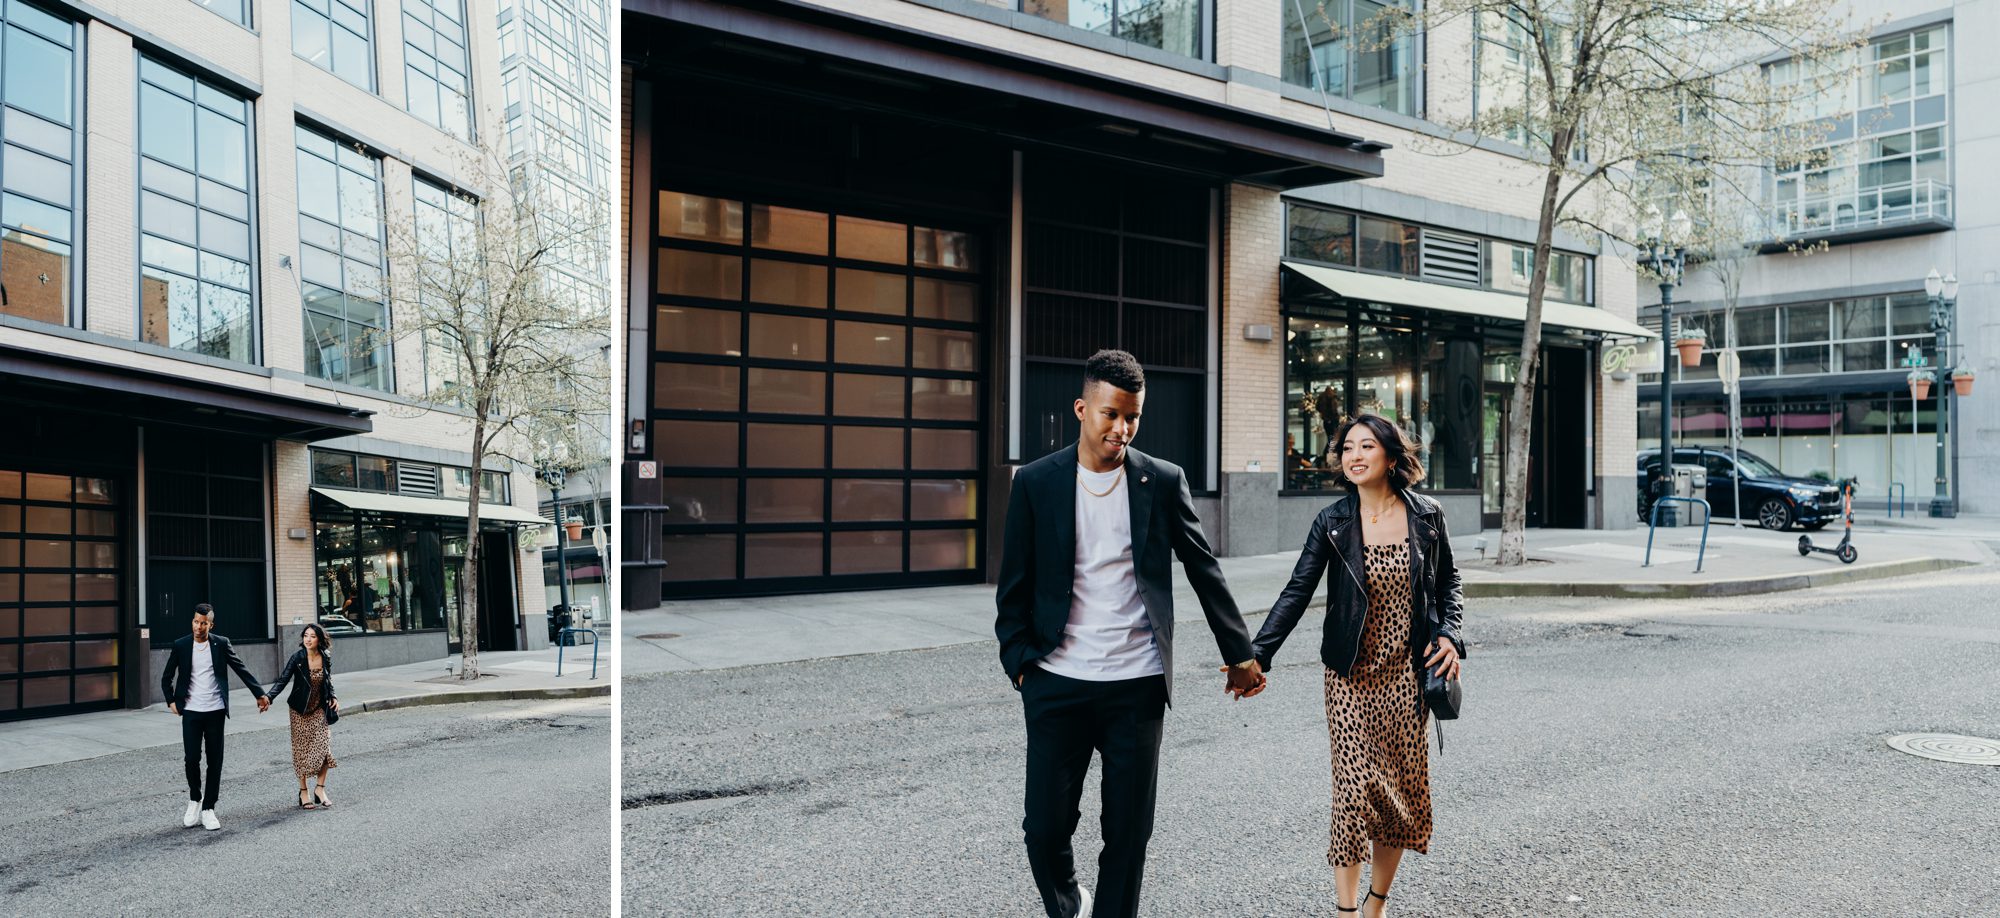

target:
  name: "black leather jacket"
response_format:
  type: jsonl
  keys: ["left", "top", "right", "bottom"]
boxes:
{"left": 1252, "top": 489, "right": 1466, "bottom": 691}
{"left": 267, "top": 649, "right": 337, "bottom": 716}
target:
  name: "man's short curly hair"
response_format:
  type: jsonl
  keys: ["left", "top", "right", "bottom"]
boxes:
{"left": 1083, "top": 349, "right": 1145, "bottom": 396}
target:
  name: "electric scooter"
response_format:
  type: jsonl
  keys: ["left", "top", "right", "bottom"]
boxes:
{"left": 1797, "top": 482, "right": 1858, "bottom": 564}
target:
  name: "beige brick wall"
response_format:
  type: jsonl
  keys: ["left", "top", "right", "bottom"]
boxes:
{"left": 1219, "top": 184, "right": 1284, "bottom": 475}
{"left": 272, "top": 441, "right": 317, "bottom": 627}
{"left": 82, "top": 23, "right": 137, "bottom": 341}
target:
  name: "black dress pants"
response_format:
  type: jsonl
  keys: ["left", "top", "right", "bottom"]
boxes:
{"left": 181, "top": 709, "right": 226, "bottom": 809}
{"left": 1020, "top": 668, "right": 1166, "bottom": 918}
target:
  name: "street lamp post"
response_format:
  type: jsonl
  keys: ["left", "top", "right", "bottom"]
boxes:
{"left": 1923, "top": 268, "right": 1959, "bottom": 518}
{"left": 536, "top": 447, "right": 574, "bottom": 621}
{"left": 1641, "top": 210, "right": 1693, "bottom": 524}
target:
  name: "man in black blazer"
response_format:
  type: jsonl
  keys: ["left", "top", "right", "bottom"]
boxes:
{"left": 160, "top": 603, "right": 270, "bottom": 831}
{"left": 996, "top": 349, "right": 1265, "bottom": 918}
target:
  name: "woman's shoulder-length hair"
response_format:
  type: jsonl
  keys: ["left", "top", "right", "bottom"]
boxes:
{"left": 1328, "top": 413, "right": 1427, "bottom": 492}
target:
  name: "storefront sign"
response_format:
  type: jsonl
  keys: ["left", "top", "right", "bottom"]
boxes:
{"left": 1602, "top": 339, "right": 1661, "bottom": 377}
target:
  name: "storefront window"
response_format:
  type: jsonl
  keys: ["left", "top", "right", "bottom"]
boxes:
{"left": 1285, "top": 313, "right": 1350, "bottom": 490}
{"left": 313, "top": 512, "right": 453, "bottom": 635}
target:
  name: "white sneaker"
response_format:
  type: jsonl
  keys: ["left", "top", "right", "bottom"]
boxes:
{"left": 199, "top": 809, "right": 220, "bottom": 831}
{"left": 182, "top": 801, "right": 201, "bottom": 827}
{"left": 1075, "top": 886, "right": 1092, "bottom": 918}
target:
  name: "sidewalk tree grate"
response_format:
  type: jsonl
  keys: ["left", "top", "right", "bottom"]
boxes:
{"left": 1886, "top": 733, "right": 2000, "bottom": 766}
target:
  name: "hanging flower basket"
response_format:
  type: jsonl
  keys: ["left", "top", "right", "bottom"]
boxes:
{"left": 1673, "top": 327, "right": 1707, "bottom": 367}
{"left": 1952, "top": 368, "right": 1975, "bottom": 397}
{"left": 1908, "top": 368, "right": 1936, "bottom": 401}
{"left": 564, "top": 520, "right": 586, "bottom": 541}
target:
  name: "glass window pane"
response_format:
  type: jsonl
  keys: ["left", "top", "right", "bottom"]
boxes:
{"left": 1836, "top": 298, "right": 1885, "bottom": 338}
{"left": 751, "top": 204, "right": 828, "bottom": 255}
{"left": 294, "top": 5, "right": 333, "bottom": 68}
{"left": 1735, "top": 309, "right": 1778, "bottom": 347}
{"left": 24, "top": 539, "right": 67, "bottom": 566}
{"left": 654, "top": 420, "right": 739, "bottom": 467}
{"left": 656, "top": 305, "right": 741, "bottom": 355}
{"left": 1889, "top": 294, "right": 1930, "bottom": 335}
{"left": 910, "top": 528, "right": 976, "bottom": 571}
{"left": 313, "top": 451, "right": 356, "bottom": 486}
{"left": 24, "top": 506, "right": 68, "bottom": 534}
{"left": 330, "top": 23, "right": 373, "bottom": 90}
{"left": 654, "top": 363, "right": 739, "bottom": 412}
{"left": 1358, "top": 217, "right": 1418, "bottom": 275}
{"left": 25, "top": 473, "right": 68, "bottom": 501}
{"left": 832, "top": 426, "right": 904, "bottom": 469}
{"left": 913, "top": 226, "right": 977, "bottom": 271}
{"left": 913, "top": 278, "right": 978, "bottom": 322}
{"left": 6, "top": 146, "right": 71, "bottom": 206}
{"left": 833, "top": 373, "right": 905, "bottom": 418}
{"left": 912, "top": 328, "right": 978, "bottom": 371}
{"left": 1840, "top": 341, "right": 1886, "bottom": 372}
{"left": 745, "top": 424, "right": 825, "bottom": 469}
{"left": 910, "top": 479, "right": 977, "bottom": 521}
{"left": 0, "top": 231, "right": 70, "bottom": 323}
{"left": 831, "top": 479, "right": 903, "bottom": 521}
{"left": 744, "top": 532, "right": 822, "bottom": 578}
{"left": 198, "top": 284, "right": 253, "bottom": 362}
{"left": 744, "top": 368, "right": 827, "bottom": 415}
{"left": 745, "top": 479, "right": 824, "bottom": 523}
{"left": 910, "top": 429, "right": 975, "bottom": 470}
{"left": 140, "top": 83, "right": 196, "bottom": 170}
{"left": 5, "top": 25, "right": 72, "bottom": 124}
{"left": 1783, "top": 304, "right": 1829, "bottom": 343}
{"left": 296, "top": 152, "right": 339, "bottom": 222}
{"left": 138, "top": 268, "right": 197, "bottom": 353}
{"left": 662, "top": 477, "right": 738, "bottom": 524}
{"left": 834, "top": 321, "right": 905, "bottom": 365}
{"left": 660, "top": 191, "right": 742, "bottom": 242}
{"left": 662, "top": 533, "right": 735, "bottom": 582}
{"left": 831, "top": 530, "right": 902, "bottom": 574}
{"left": 5, "top": 108, "right": 69, "bottom": 157}
{"left": 834, "top": 269, "right": 906, "bottom": 315}
{"left": 1288, "top": 207, "right": 1356, "bottom": 264}
{"left": 836, "top": 215, "right": 906, "bottom": 264}
{"left": 912, "top": 377, "right": 978, "bottom": 421}
{"left": 1780, "top": 345, "right": 1829, "bottom": 375}
{"left": 748, "top": 313, "right": 827, "bottom": 361}
{"left": 658, "top": 249, "right": 742, "bottom": 299}
{"left": 749, "top": 259, "right": 827, "bottom": 309}
{"left": 196, "top": 108, "right": 248, "bottom": 187}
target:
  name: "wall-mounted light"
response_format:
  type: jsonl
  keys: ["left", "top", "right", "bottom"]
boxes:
{"left": 1243, "top": 324, "right": 1274, "bottom": 341}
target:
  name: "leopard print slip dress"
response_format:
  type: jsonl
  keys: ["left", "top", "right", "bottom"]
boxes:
{"left": 1321, "top": 542, "right": 1432, "bottom": 867}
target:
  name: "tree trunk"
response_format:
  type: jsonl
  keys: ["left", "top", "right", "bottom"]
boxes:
{"left": 1498, "top": 152, "right": 1569, "bottom": 566}
{"left": 458, "top": 416, "right": 487, "bottom": 680}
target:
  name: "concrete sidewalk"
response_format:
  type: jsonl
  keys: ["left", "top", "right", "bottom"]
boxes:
{"left": 623, "top": 518, "right": 1992, "bottom": 678}
{"left": 2, "top": 643, "right": 612, "bottom": 774}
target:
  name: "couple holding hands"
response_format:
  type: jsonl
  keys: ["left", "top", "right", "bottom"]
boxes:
{"left": 160, "top": 605, "right": 343, "bottom": 830}
{"left": 996, "top": 350, "right": 1466, "bottom": 918}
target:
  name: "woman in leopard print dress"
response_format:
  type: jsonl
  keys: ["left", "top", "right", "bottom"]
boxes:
{"left": 1251, "top": 414, "right": 1466, "bottom": 918}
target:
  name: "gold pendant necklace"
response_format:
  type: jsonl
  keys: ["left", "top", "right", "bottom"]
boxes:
{"left": 1079, "top": 466, "right": 1125, "bottom": 497}
{"left": 1366, "top": 498, "right": 1396, "bottom": 524}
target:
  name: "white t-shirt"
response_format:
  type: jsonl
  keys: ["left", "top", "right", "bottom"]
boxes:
{"left": 185, "top": 638, "right": 225, "bottom": 712}
{"left": 1037, "top": 464, "right": 1164, "bottom": 681}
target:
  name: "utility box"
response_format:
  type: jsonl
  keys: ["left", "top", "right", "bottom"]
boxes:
{"left": 1671, "top": 463, "right": 1708, "bottom": 498}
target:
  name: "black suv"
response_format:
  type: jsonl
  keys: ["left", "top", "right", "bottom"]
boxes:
{"left": 1637, "top": 447, "right": 1843, "bottom": 531}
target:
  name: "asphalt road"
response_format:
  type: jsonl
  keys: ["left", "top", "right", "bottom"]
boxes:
{"left": 623, "top": 564, "right": 2000, "bottom": 916}
{"left": 0, "top": 697, "right": 612, "bottom": 918}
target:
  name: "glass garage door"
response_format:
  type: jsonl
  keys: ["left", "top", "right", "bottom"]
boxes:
{"left": 652, "top": 190, "right": 986, "bottom": 597}
{"left": 0, "top": 469, "right": 122, "bottom": 720}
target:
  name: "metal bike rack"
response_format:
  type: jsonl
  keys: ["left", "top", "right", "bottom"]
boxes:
{"left": 557, "top": 628, "right": 599, "bottom": 679}
{"left": 1887, "top": 482, "right": 1907, "bottom": 518}
{"left": 1644, "top": 496, "right": 1712, "bottom": 572}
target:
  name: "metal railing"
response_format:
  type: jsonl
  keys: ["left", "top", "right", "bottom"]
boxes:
{"left": 1886, "top": 481, "right": 1907, "bottom": 518}
{"left": 556, "top": 628, "right": 599, "bottom": 679}
{"left": 1770, "top": 179, "right": 1952, "bottom": 238}
{"left": 1644, "top": 496, "right": 1712, "bottom": 573}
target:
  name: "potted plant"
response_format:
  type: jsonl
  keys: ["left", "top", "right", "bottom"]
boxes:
{"left": 1952, "top": 367, "right": 1975, "bottom": 397}
{"left": 564, "top": 519, "right": 586, "bottom": 541}
{"left": 1907, "top": 367, "right": 1936, "bottom": 401}
{"left": 1673, "top": 326, "right": 1707, "bottom": 367}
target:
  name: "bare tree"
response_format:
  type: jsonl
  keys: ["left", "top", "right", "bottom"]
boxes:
{"left": 379, "top": 143, "right": 610, "bottom": 678}
{"left": 1339, "top": 0, "right": 1866, "bottom": 563}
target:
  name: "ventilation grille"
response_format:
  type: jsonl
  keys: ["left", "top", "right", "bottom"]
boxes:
{"left": 397, "top": 463, "right": 441, "bottom": 497}
{"left": 1421, "top": 231, "right": 1482, "bottom": 286}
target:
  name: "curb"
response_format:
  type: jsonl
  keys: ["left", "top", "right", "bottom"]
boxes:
{"left": 350, "top": 683, "right": 611, "bottom": 714}
{"left": 1461, "top": 556, "right": 1980, "bottom": 599}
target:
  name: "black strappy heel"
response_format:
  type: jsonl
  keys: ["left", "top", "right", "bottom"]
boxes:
{"left": 1336, "top": 906, "right": 1358, "bottom": 914}
{"left": 1364, "top": 889, "right": 1389, "bottom": 914}
{"left": 299, "top": 788, "right": 316, "bottom": 810}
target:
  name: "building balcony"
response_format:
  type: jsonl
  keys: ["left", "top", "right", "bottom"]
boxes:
{"left": 1760, "top": 179, "right": 1953, "bottom": 251}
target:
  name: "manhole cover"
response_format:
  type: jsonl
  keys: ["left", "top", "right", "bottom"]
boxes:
{"left": 1886, "top": 733, "right": 2000, "bottom": 765}
{"left": 639, "top": 632, "right": 681, "bottom": 640}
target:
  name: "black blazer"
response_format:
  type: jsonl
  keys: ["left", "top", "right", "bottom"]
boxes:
{"left": 1252, "top": 490, "right": 1467, "bottom": 703}
{"left": 267, "top": 648, "right": 337, "bottom": 716}
{"left": 995, "top": 444, "right": 1254, "bottom": 703}
{"left": 160, "top": 634, "right": 269, "bottom": 717}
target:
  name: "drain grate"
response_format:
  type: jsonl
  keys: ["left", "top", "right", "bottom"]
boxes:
{"left": 639, "top": 632, "right": 682, "bottom": 640}
{"left": 1886, "top": 733, "right": 2000, "bottom": 766}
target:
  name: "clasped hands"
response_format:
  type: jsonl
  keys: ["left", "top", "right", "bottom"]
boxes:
{"left": 1218, "top": 659, "right": 1266, "bottom": 700}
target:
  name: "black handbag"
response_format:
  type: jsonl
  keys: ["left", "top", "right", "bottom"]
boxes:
{"left": 324, "top": 699, "right": 340, "bottom": 726}
{"left": 1423, "top": 665, "right": 1461, "bottom": 720}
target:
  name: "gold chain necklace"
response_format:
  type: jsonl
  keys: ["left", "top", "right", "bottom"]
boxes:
{"left": 1363, "top": 496, "right": 1399, "bottom": 524}
{"left": 1078, "top": 466, "right": 1125, "bottom": 498}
